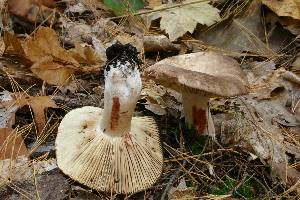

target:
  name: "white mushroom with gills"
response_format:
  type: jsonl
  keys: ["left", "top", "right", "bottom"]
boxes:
{"left": 55, "top": 44, "right": 163, "bottom": 194}
{"left": 143, "top": 52, "right": 250, "bottom": 137}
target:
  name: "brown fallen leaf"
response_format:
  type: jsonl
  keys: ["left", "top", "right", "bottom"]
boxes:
{"left": 3, "top": 31, "right": 33, "bottom": 66}
{"left": 30, "top": 56, "right": 76, "bottom": 85}
{"left": 71, "top": 41, "right": 105, "bottom": 65}
{"left": 27, "top": 27, "right": 79, "bottom": 66}
{"left": 7, "top": 0, "right": 59, "bottom": 25}
{"left": 148, "top": 0, "right": 162, "bottom": 8}
{"left": 0, "top": 91, "right": 29, "bottom": 159}
{"left": 1, "top": 92, "right": 59, "bottom": 136}
{"left": 214, "top": 97, "right": 300, "bottom": 186}
{"left": 0, "top": 126, "right": 29, "bottom": 160}
{"left": 194, "top": 0, "right": 271, "bottom": 56}
{"left": 26, "top": 27, "right": 79, "bottom": 85}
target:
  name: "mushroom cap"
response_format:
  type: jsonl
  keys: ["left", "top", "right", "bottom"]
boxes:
{"left": 143, "top": 52, "right": 250, "bottom": 97}
{"left": 56, "top": 106, "right": 163, "bottom": 194}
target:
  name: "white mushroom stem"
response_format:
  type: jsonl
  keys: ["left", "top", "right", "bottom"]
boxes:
{"left": 181, "top": 91, "right": 215, "bottom": 137}
{"left": 100, "top": 61, "right": 142, "bottom": 137}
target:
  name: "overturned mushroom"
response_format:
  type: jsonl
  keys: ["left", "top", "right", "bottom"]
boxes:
{"left": 143, "top": 52, "right": 249, "bottom": 137}
{"left": 56, "top": 44, "right": 163, "bottom": 194}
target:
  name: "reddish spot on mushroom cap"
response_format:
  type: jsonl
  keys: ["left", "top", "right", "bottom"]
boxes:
{"left": 111, "top": 97, "right": 120, "bottom": 131}
{"left": 192, "top": 105, "right": 207, "bottom": 135}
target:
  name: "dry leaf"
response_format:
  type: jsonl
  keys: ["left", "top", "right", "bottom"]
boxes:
{"left": 262, "top": 0, "right": 300, "bottom": 20}
{"left": 115, "top": 32, "right": 143, "bottom": 52}
{"left": 27, "top": 27, "right": 79, "bottom": 66}
{"left": 0, "top": 156, "right": 57, "bottom": 187}
{"left": 143, "top": 35, "right": 180, "bottom": 52}
{"left": 194, "top": 0, "right": 280, "bottom": 56}
{"left": 7, "top": 0, "right": 58, "bottom": 25}
{"left": 13, "top": 0, "right": 56, "bottom": 20}
{"left": 1, "top": 92, "right": 59, "bottom": 135}
{"left": 215, "top": 98, "right": 300, "bottom": 186}
{"left": 148, "top": 0, "right": 162, "bottom": 8}
{"left": 64, "top": 2, "right": 89, "bottom": 14}
{"left": 0, "top": 91, "right": 29, "bottom": 159}
{"left": 3, "top": 31, "right": 33, "bottom": 66}
{"left": 148, "top": 0, "right": 221, "bottom": 41}
{"left": 0, "top": 126, "right": 29, "bottom": 159}
{"left": 30, "top": 58, "right": 76, "bottom": 85}
{"left": 168, "top": 178, "right": 197, "bottom": 199}
{"left": 142, "top": 80, "right": 183, "bottom": 118}
{"left": 26, "top": 27, "right": 79, "bottom": 85}
{"left": 72, "top": 41, "right": 105, "bottom": 65}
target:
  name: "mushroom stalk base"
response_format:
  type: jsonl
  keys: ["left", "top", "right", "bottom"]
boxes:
{"left": 182, "top": 92, "right": 215, "bottom": 137}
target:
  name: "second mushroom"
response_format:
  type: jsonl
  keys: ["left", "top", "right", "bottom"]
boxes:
{"left": 143, "top": 52, "right": 250, "bottom": 137}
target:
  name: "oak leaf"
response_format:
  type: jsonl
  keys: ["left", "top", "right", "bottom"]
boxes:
{"left": 1, "top": 92, "right": 59, "bottom": 136}
{"left": 148, "top": 0, "right": 221, "bottom": 41}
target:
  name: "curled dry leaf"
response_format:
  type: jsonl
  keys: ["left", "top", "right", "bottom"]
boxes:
{"left": 71, "top": 41, "right": 106, "bottom": 65}
{"left": 3, "top": 31, "right": 33, "bottom": 66}
{"left": 141, "top": 80, "right": 183, "bottom": 118}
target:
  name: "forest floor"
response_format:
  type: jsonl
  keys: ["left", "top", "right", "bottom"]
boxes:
{"left": 0, "top": 0, "right": 300, "bottom": 199}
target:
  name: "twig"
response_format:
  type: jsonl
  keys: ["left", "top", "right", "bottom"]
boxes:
{"left": 160, "top": 161, "right": 186, "bottom": 200}
{"left": 161, "top": 123, "right": 187, "bottom": 200}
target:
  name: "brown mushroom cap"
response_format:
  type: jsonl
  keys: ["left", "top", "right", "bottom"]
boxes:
{"left": 143, "top": 52, "right": 249, "bottom": 97}
{"left": 56, "top": 106, "right": 163, "bottom": 194}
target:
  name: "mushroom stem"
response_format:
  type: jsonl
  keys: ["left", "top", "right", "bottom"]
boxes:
{"left": 181, "top": 92, "right": 215, "bottom": 137}
{"left": 100, "top": 62, "right": 142, "bottom": 137}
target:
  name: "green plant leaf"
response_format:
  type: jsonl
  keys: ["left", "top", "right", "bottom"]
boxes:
{"left": 104, "top": 0, "right": 147, "bottom": 15}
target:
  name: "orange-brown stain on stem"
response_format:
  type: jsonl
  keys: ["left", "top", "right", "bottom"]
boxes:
{"left": 111, "top": 97, "right": 120, "bottom": 131}
{"left": 192, "top": 105, "right": 207, "bottom": 135}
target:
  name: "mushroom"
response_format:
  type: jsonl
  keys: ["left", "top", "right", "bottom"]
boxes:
{"left": 55, "top": 44, "right": 163, "bottom": 194}
{"left": 143, "top": 52, "right": 249, "bottom": 137}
